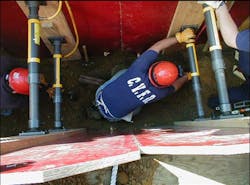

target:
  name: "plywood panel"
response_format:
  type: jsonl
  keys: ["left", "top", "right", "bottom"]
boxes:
{"left": 135, "top": 127, "right": 249, "bottom": 155}
{"left": 0, "top": 129, "right": 85, "bottom": 155}
{"left": 0, "top": 131, "right": 140, "bottom": 184}
{"left": 16, "top": 1, "right": 82, "bottom": 61}
{"left": 167, "top": 1, "right": 204, "bottom": 38}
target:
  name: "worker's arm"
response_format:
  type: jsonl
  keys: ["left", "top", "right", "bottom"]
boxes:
{"left": 172, "top": 73, "right": 191, "bottom": 92}
{"left": 148, "top": 28, "right": 196, "bottom": 53}
{"left": 215, "top": 3, "right": 239, "bottom": 49}
{"left": 198, "top": 1, "right": 239, "bottom": 49}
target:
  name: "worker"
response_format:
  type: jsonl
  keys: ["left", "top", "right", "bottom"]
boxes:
{"left": 93, "top": 28, "right": 195, "bottom": 122}
{"left": 0, "top": 54, "right": 53, "bottom": 116}
{"left": 198, "top": 1, "right": 250, "bottom": 109}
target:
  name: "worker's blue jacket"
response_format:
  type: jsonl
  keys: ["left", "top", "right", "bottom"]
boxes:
{"left": 95, "top": 50, "right": 175, "bottom": 122}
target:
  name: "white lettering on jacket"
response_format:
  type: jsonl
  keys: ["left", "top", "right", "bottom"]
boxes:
{"left": 127, "top": 77, "right": 156, "bottom": 104}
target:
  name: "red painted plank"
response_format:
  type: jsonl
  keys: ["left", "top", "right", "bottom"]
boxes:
{"left": 1, "top": 126, "right": 249, "bottom": 184}
{"left": 0, "top": 131, "right": 140, "bottom": 184}
{"left": 135, "top": 127, "right": 250, "bottom": 155}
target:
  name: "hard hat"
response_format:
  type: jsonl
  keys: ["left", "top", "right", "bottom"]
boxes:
{"left": 8, "top": 68, "right": 29, "bottom": 95}
{"left": 149, "top": 61, "right": 178, "bottom": 88}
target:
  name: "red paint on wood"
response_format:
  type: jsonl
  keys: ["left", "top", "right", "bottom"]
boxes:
{"left": 135, "top": 128, "right": 249, "bottom": 147}
{"left": 1, "top": 127, "right": 248, "bottom": 184}
{"left": 1, "top": 132, "right": 139, "bottom": 174}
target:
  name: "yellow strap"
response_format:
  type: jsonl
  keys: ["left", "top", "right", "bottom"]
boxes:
{"left": 53, "top": 54, "right": 62, "bottom": 58}
{"left": 27, "top": 57, "right": 40, "bottom": 63}
{"left": 53, "top": 84, "right": 63, "bottom": 88}
{"left": 209, "top": 45, "right": 222, "bottom": 51}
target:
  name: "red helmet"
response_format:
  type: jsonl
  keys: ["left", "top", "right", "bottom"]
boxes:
{"left": 8, "top": 68, "right": 29, "bottom": 95}
{"left": 148, "top": 61, "right": 178, "bottom": 88}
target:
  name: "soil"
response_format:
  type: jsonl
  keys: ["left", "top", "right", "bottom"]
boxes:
{"left": 1, "top": 43, "right": 247, "bottom": 185}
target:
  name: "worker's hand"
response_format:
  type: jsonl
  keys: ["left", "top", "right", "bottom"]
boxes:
{"left": 175, "top": 28, "right": 196, "bottom": 44}
{"left": 197, "top": 1, "right": 225, "bottom": 9}
{"left": 185, "top": 72, "right": 192, "bottom": 81}
{"left": 46, "top": 87, "right": 55, "bottom": 99}
{"left": 39, "top": 74, "right": 48, "bottom": 87}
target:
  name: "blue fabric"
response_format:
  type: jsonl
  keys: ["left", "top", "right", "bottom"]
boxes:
{"left": 236, "top": 29, "right": 250, "bottom": 77}
{"left": 238, "top": 50, "right": 250, "bottom": 77}
{"left": 236, "top": 29, "right": 250, "bottom": 52}
{"left": 95, "top": 69, "right": 127, "bottom": 121}
{"left": 1, "top": 108, "right": 13, "bottom": 116}
{"left": 208, "top": 81, "right": 250, "bottom": 109}
{"left": 95, "top": 50, "right": 175, "bottom": 119}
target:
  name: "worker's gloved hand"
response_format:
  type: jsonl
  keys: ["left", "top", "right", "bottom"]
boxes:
{"left": 185, "top": 72, "right": 192, "bottom": 81}
{"left": 46, "top": 87, "right": 55, "bottom": 99}
{"left": 39, "top": 74, "right": 48, "bottom": 86}
{"left": 197, "top": 1, "right": 225, "bottom": 9}
{"left": 175, "top": 28, "right": 196, "bottom": 44}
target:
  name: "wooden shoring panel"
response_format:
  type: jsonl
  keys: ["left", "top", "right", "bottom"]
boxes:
{"left": 0, "top": 132, "right": 140, "bottom": 184}
{"left": 166, "top": 1, "right": 204, "bottom": 38}
{"left": 135, "top": 126, "right": 249, "bottom": 155}
{"left": 16, "top": 1, "right": 82, "bottom": 61}
{"left": 0, "top": 129, "right": 86, "bottom": 155}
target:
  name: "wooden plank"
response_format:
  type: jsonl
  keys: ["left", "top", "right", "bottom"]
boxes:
{"left": 174, "top": 116, "right": 250, "bottom": 128}
{"left": 0, "top": 132, "right": 140, "bottom": 184}
{"left": 135, "top": 127, "right": 249, "bottom": 155}
{"left": 16, "top": 1, "right": 82, "bottom": 61}
{"left": 239, "top": 16, "right": 250, "bottom": 31}
{"left": 1, "top": 126, "right": 248, "bottom": 184}
{"left": 0, "top": 129, "right": 85, "bottom": 155}
{"left": 166, "top": 1, "right": 204, "bottom": 38}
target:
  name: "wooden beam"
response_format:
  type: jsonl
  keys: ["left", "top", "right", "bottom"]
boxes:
{"left": 1, "top": 132, "right": 140, "bottom": 184}
{"left": 161, "top": 1, "right": 204, "bottom": 54}
{"left": 167, "top": 1, "right": 204, "bottom": 38}
{"left": 0, "top": 129, "right": 85, "bottom": 155}
{"left": 16, "top": 1, "right": 82, "bottom": 61}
